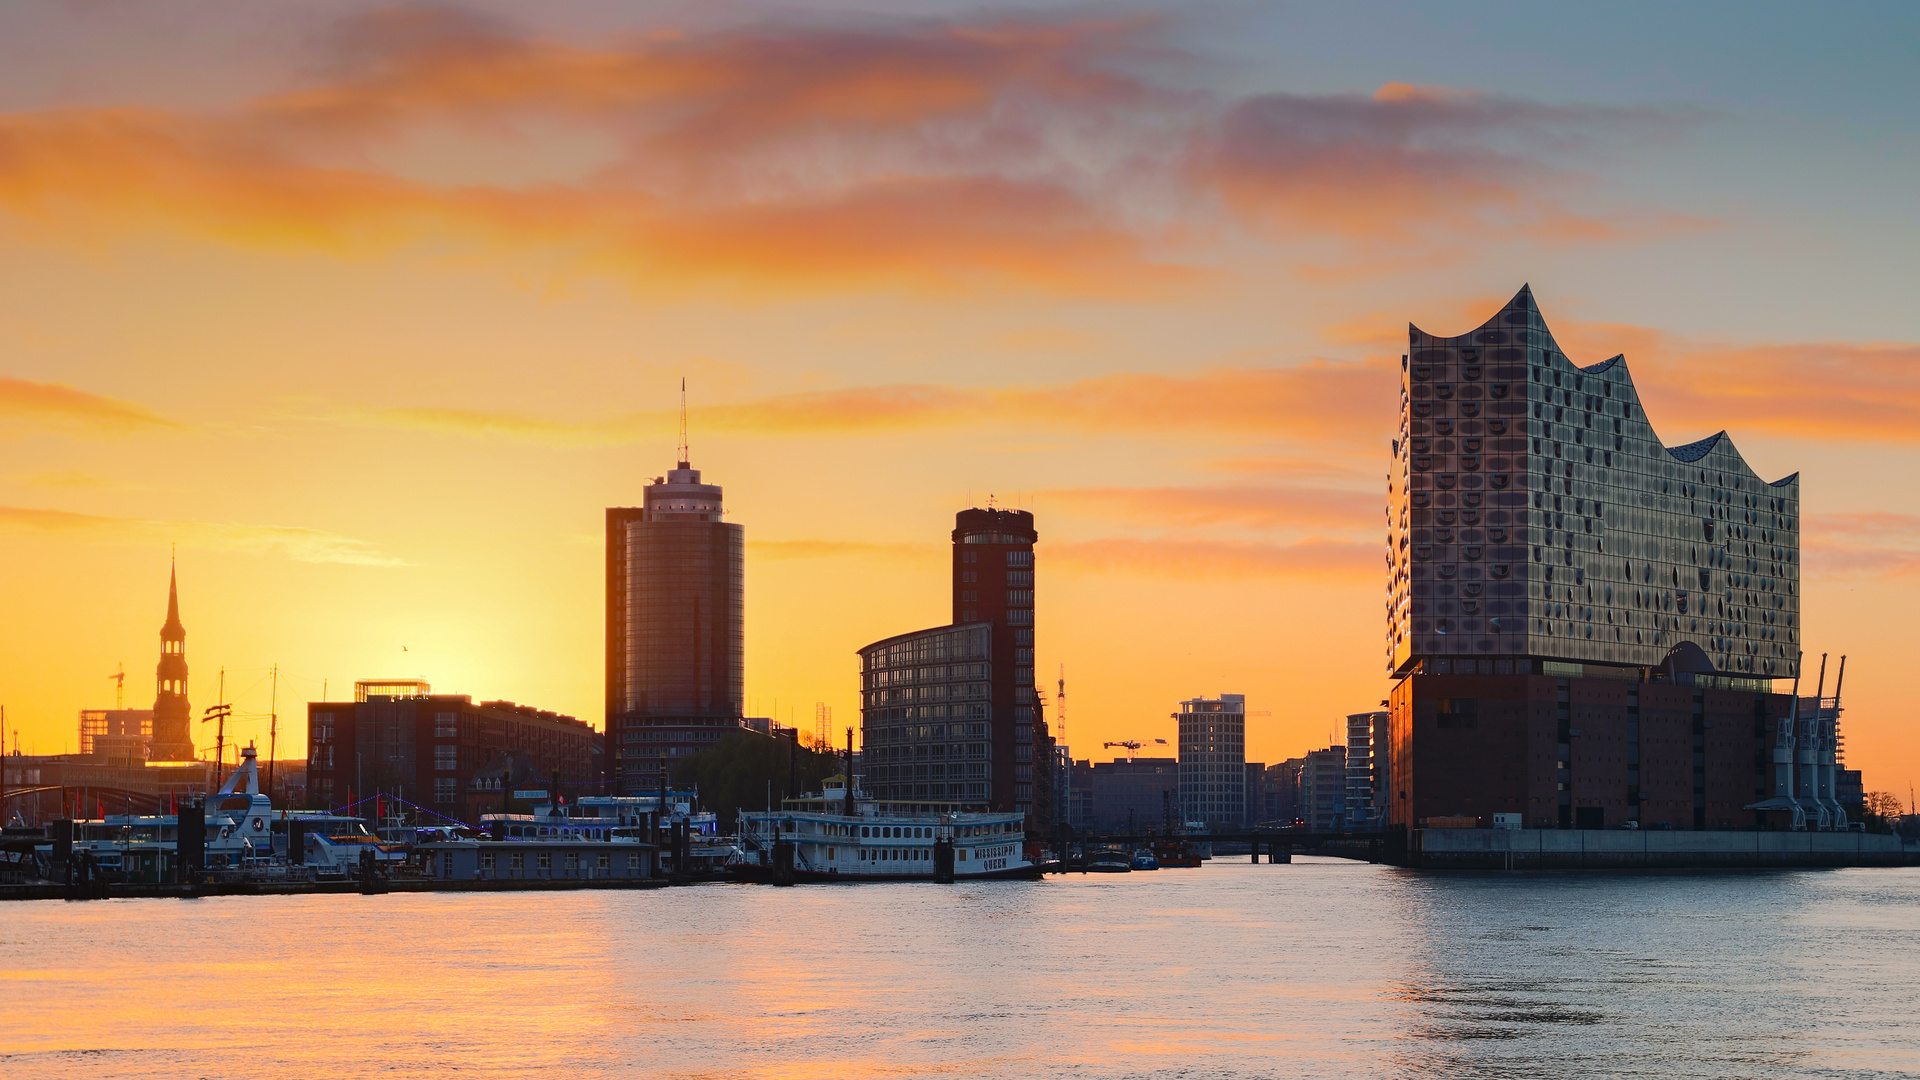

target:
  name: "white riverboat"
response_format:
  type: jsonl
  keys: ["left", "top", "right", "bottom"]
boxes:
{"left": 733, "top": 776, "right": 1038, "bottom": 882}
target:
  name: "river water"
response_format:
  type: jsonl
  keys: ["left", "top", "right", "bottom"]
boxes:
{"left": 4, "top": 860, "right": 1918, "bottom": 1079}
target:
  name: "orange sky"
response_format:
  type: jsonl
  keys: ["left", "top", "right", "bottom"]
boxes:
{"left": 1, "top": 4, "right": 1915, "bottom": 799}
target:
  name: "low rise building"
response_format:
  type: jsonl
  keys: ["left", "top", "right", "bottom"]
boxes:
{"left": 1086, "top": 756, "right": 1180, "bottom": 832}
{"left": 306, "top": 680, "right": 598, "bottom": 824}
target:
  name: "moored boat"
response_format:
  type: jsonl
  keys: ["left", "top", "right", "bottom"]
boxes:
{"left": 733, "top": 775, "right": 1038, "bottom": 883}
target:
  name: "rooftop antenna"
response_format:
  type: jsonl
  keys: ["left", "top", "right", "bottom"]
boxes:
{"left": 677, "top": 377, "right": 690, "bottom": 468}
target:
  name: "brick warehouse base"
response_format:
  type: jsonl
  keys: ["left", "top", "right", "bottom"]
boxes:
{"left": 1402, "top": 827, "right": 1918, "bottom": 869}
{"left": 1389, "top": 670, "right": 1798, "bottom": 832}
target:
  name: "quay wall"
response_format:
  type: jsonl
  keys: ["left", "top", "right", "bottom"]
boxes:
{"left": 1404, "top": 828, "right": 1919, "bottom": 870}
{"left": 0, "top": 876, "right": 672, "bottom": 902}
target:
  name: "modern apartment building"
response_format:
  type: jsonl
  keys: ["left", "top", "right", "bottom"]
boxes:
{"left": 1345, "top": 711, "right": 1388, "bottom": 830}
{"left": 859, "top": 507, "right": 1055, "bottom": 827}
{"left": 1176, "top": 694, "right": 1246, "bottom": 830}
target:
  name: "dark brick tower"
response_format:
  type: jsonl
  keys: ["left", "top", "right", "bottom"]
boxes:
{"left": 148, "top": 560, "right": 195, "bottom": 761}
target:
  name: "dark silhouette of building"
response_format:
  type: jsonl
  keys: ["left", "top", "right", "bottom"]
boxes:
{"left": 1085, "top": 756, "right": 1179, "bottom": 832}
{"left": 1385, "top": 287, "right": 1843, "bottom": 831}
{"left": 147, "top": 562, "right": 195, "bottom": 761}
{"left": 306, "top": 681, "right": 597, "bottom": 822}
{"left": 859, "top": 507, "right": 1055, "bottom": 828}
{"left": 606, "top": 444, "right": 746, "bottom": 794}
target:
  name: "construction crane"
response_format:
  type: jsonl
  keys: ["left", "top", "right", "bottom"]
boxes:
{"left": 1103, "top": 738, "right": 1167, "bottom": 763}
{"left": 108, "top": 663, "right": 126, "bottom": 709}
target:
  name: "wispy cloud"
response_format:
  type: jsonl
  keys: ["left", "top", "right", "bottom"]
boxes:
{"left": 13, "top": 469, "right": 133, "bottom": 491}
{"left": 1042, "top": 484, "right": 1380, "bottom": 531}
{"left": 1803, "top": 512, "right": 1920, "bottom": 579}
{"left": 0, "top": 376, "right": 178, "bottom": 433}
{"left": 0, "top": 10, "right": 1695, "bottom": 293}
{"left": 351, "top": 360, "right": 1398, "bottom": 446}
{"left": 1050, "top": 536, "right": 1376, "bottom": 579}
{"left": 1192, "top": 82, "right": 1706, "bottom": 252}
{"left": 747, "top": 538, "right": 939, "bottom": 561}
{"left": 0, "top": 505, "right": 405, "bottom": 565}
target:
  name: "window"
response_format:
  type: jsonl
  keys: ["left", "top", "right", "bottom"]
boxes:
{"left": 510, "top": 853, "right": 524, "bottom": 871}
{"left": 537, "top": 853, "right": 552, "bottom": 870}
{"left": 434, "top": 745, "right": 458, "bottom": 771}
{"left": 627, "top": 853, "right": 642, "bottom": 870}
{"left": 434, "top": 711, "right": 459, "bottom": 737}
{"left": 433, "top": 777, "right": 457, "bottom": 804}
{"left": 480, "top": 852, "right": 495, "bottom": 870}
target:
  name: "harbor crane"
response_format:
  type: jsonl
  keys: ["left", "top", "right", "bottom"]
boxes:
{"left": 1103, "top": 738, "right": 1167, "bottom": 763}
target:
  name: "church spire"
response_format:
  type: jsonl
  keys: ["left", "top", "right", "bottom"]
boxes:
{"left": 162, "top": 553, "right": 184, "bottom": 639}
{"left": 148, "top": 554, "right": 195, "bottom": 762}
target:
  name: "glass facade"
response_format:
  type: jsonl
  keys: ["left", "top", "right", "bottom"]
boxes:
{"left": 1388, "top": 287, "right": 1800, "bottom": 680}
{"left": 1176, "top": 694, "right": 1246, "bottom": 829}
{"left": 860, "top": 623, "right": 994, "bottom": 805}
{"left": 607, "top": 462, "right": 745, "bottom": 793}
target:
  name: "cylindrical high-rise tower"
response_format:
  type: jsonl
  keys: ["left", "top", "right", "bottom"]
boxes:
{"left": 606, "top": 457, "right": 744, "bottom": 794}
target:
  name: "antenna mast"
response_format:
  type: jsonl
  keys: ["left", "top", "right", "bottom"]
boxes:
{"left": 677, "top": 377, "right": 690, "bottom": 467}
{"left": 1058, "top": 665, "right": 1066, "bottom": 742}
{"left": 266, "top": 664, "right": 279, "bottom": 802}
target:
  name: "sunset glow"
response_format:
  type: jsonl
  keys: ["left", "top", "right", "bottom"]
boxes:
{"left": 2, "top": 1, "right": 1915, "bottom": 799}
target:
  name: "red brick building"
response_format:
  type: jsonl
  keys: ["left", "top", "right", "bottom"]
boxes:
{"left": 307, "top": 681, "right": 598, "bottom": 822}
{"left": 1389, "top": 668, "right": 1795, "bottom": 830}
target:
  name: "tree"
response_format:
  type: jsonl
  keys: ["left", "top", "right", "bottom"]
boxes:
{"left": 1863, "top": 791, "right": 1905, "bottom": 820}
{"left": 673, "top": 731, "right": 845, "bottom": 832}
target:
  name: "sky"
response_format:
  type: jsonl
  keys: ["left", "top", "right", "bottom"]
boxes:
{"left": 1, "top": 1, "right": 1916, "bottom": 798}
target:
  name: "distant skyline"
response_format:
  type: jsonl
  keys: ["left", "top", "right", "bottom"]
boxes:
{"left": 1, "top": 2, "right": 1916, "bottom": 794}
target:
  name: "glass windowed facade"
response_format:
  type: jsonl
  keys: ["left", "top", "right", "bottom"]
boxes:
{"left": 1388, "top": 286, "right": 1800, "bottom": 680}
{"left": 606, "top": 461, "right": 746, "bottom": 794}
{"left": 859, "top": 623, "right": 994, "bottom": 805}
{"left": 1176, "top": 694, "right": 1246, "bottom": 829}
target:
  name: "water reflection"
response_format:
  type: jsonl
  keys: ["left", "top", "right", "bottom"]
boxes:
{"left": 2, "top": 862, "right": 1916, "bottom": 1079}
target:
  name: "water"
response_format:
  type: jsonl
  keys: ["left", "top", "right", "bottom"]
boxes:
{"left": 4, "top": 860, "right": 1918, "bottom": 1079}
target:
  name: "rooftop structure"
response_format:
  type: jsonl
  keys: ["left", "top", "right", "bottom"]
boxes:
{"left": 1388, "top": 285, "right": 1800, "bottom": 682}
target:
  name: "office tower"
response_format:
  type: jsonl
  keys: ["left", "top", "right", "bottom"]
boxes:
{"left": 859, "top": 506, "right": 1054, "bottom": 826}
{"left": 1385, "top": 287, "right": 1832, "bottom": 831}
{"left": 1175, "top": 694, "right": 1245, "bottom": 830}
{"left": 147, "top": 562, "right": 195, "bottom": 761}
{"left": 606, "top": 438, "right": 746, "bottom": 794}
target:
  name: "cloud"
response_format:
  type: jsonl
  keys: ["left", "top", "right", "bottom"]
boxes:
{"left": 747, "top": 539, "right": 940, "bottom": 561}
{"left": 1802, "top": 512, "right": 1920, "bottom": 579}
{"left": 14, "top": 469, "right": 132, "bottom": 490}
{"left": 1192, "top": 82, "right": 1701, "bottom": 249}
{"left": 0, "top": 376, "right": 178, "bottom": 433}
{"left": 1050, "top": 536, "right": 1376, "bottom": 579}
{"left": 1042, "top": 484, "right": 1380, "bottom": 531}
{"left": 353, "top": 360, "right": 1398, "bottom": 446}
{"left": 0, "top": 504, "right": 405, "bottom": 565}
{"left": 0, "top": 11, "right": 1693, "bottom": 292}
